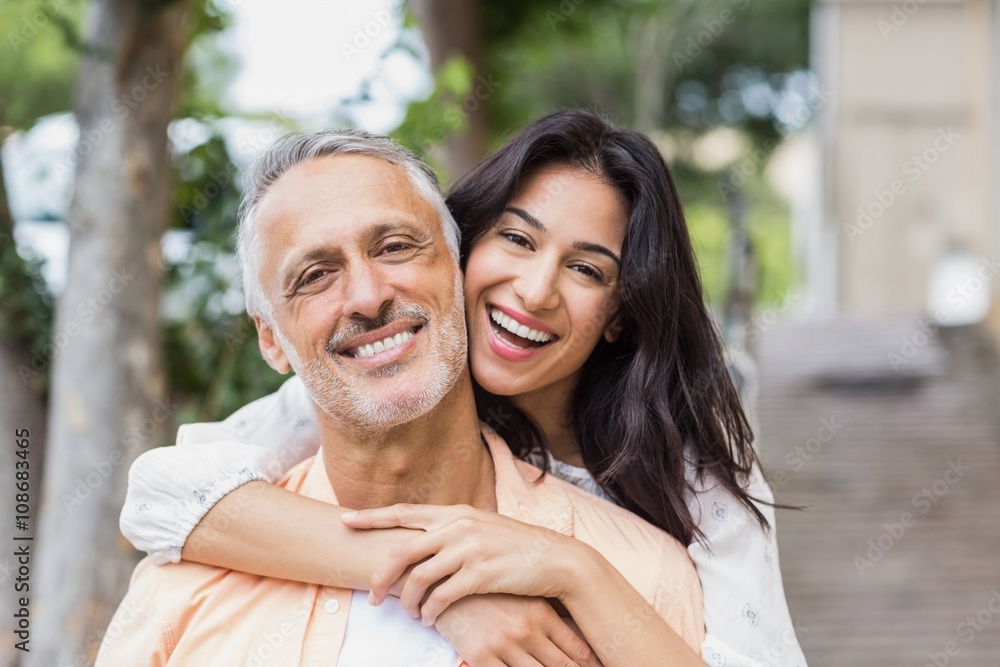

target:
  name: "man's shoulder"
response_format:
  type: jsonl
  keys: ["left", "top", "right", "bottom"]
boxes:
{"left": 527, "top": 459, "right": 688, "bottom": 553}
{"left": 515, "top": 458, "right": 701, "bottom": 628}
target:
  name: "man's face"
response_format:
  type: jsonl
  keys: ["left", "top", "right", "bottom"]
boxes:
{"left": 252, "top": 154, "right": 467, "bottom": 433}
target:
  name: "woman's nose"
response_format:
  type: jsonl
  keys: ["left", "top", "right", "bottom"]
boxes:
{"left": 512, "top": 258, "right": 560, "bottom": 312}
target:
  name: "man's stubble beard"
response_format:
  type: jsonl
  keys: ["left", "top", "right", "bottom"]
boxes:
{"left": 277, "top": 272, "right": 468, "bottom": 439}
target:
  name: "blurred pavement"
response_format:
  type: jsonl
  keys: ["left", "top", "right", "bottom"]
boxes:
{"left": 758, "top": 318, "right": 1000, "bottom": 666}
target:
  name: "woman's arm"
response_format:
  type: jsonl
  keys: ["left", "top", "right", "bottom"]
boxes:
{"left": 347, "top": 504, "right": 705, "bottom": 667}
{"left": 685, "top": 465, "right": 807, "bottom": 666}
{"left": 182, "top": 481, "right": 411, "bottom": 588}
{"left": 120, "top": 376, "right": 320, "bottom": 563}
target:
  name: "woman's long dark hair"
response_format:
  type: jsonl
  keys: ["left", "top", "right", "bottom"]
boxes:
{"left": 446, "top": 109, "right": 767, "bottom": 545}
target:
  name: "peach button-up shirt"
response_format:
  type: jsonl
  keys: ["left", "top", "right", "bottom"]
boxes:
{"left": 97, "top": 427, "right": 704, "bottom": 666}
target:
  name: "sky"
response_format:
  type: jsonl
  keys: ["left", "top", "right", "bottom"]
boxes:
{"left": 222, "top": 0, "right": 431, "bottom": 130}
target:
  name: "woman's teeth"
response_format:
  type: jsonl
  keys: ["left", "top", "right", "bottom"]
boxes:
{"left": 490, "top": 308, "right": 554, "bottom": 343}
{"left": 353, "top": 330, "right": 414, "bottom": 359}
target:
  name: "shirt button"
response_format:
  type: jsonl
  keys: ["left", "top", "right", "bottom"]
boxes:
{"left": 324, "top": 599, "right": 340, "bottom": 614}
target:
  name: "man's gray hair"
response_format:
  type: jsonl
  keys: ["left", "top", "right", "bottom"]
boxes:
{"left": 236, "top": 129, "right": 461, "bottom": 321}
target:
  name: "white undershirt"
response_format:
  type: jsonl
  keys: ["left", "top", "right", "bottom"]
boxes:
{"left": 338, "top": 591, "right": 458, "bottom": 667}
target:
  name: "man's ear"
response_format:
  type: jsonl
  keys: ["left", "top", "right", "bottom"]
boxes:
{"left": 603, "top": 312, "right": 624, "bottom": 343}
{"left": 254, "top": 315, "right": 291, "bottom": 374}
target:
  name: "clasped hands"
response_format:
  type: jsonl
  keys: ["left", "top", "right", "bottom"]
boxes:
{"left": 342, "top": 503, "right": 603, "bottom": 667}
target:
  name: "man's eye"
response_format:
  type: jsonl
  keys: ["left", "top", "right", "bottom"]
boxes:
{"left": 300, "top": 269, "right": 328, "bottom": 287}
{"left": 383, "top": 242, "right": 414, "bottom": 254}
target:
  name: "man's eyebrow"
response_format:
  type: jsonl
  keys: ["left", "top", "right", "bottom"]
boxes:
{"left": 505, "top": 207, "right": 621, "bottom": 267}
{"left": 367, "top": 220, "right": 430, "bottom": 242}
{"left": 281, "top": 248, "right": 336, "bottom": 291}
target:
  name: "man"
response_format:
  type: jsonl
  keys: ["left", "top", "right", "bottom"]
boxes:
{"left": 97, "top": 130, "right": 704, "bottom": 666}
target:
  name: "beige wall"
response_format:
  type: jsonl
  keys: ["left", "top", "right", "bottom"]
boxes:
{"left": 812, "top": 0, "right": 995, "bottom": 317}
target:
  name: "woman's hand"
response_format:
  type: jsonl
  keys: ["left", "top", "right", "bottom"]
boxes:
{"left": 436, "top": 594, "right": 602, "bottom": 667}
{"left": 342, "top": 503, "right": 586, "bottom": 624}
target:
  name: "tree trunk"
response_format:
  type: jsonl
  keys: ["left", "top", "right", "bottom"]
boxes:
{"left": 633, "top": 0, "right": 698, "bottom": 132}
{"left": 411, "top": 0, "right": 489, "bottom": 180}
{"left": 0, "top": 134, "right": 48, "bottom": 667}
{"left": 27, "top": 1, "right": 188, "bottom": 665}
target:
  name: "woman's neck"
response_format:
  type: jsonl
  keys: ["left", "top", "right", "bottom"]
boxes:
{"left": 513, "top": 375, "right": 585, "bottom": 468}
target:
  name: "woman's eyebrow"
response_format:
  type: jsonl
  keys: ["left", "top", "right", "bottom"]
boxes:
{"left": 505, "top": 206, "right": 621, "bottom": 267}
{"left": 505, "top": 206, "right": 546, "bottom": 231}
{"left": 574, "top": 241, "right": 621, "bottom": 267}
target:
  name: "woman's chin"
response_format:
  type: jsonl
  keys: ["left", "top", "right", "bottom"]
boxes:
{"left": 469, "top": 359, "right": 528, "bottom": 397}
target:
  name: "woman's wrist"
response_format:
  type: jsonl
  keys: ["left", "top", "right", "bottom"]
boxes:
{"left": 553, "top": 538, "right": 608, "bottom": 605}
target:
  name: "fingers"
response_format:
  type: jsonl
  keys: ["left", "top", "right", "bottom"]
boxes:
{"left": 341, "top": 503, "right": 435, "bottom": 530}
{"left": 369, "top": 534, "right": 442, "bottom": 604}
{"left": 343, "top": 503, "right": 488, "bottom": 531}
{"left": 526, "top": 640, "right": 586, "bottom": 667}
{"left": 547, "top": 616, "right": 600, "bottom": 667}
{"left": 418, "top": 571, "right": 478, "bottom": 625}
{"left": 398, "top": 552, "right": 466, "bottom": 618}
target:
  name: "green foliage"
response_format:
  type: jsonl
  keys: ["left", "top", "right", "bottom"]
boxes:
{"left": 480, "top": 0, "right": 811, "bottom": 143}
{"left": 164, "top": 129, "right": 286, "bottom": 424}
{"left": 0, "top": 219, "right": 54, "bottom": 380}
{"left": 685, "top": 184, "right": 795, "bottom": 308}
{"left": 0, "top": 0, "right": 83, "bottom": 127}
{"left": 390, "top": 56, "right": 475, "bottom": 183}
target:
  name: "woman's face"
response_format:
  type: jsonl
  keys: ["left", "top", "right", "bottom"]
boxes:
{"left": 463, "top": 164, "right": 628, "bottom": 400}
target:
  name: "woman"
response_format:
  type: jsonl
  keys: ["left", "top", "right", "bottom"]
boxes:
{"left": 124, "top": 110, "right": 805, "bottom": 666}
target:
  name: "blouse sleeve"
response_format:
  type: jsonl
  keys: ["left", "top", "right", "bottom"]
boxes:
{"left": 119, "top": 375, "right": 321, "bottom": 565}
{"left": 685, "top": 463, "right": 808, "bottom": 667}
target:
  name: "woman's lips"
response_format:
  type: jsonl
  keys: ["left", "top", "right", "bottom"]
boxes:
{"left": 483, "top": 305, "right": 554, "bottom": 362}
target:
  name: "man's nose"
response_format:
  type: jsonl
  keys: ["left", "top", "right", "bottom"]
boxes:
{"left": 340, "top": 262, "right": 396, "bottom": 320}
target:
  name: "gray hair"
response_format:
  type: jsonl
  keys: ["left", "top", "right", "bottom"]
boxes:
{"left": 236, "top": 129, "right": 461, "bottom": 321}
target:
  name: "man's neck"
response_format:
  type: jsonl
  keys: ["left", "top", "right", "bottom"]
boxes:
{"left": 314, "top": 372, "right": 496, "bottom": 511}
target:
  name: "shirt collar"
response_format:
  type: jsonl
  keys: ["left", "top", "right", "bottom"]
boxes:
{"left": 301, "top": 425, "right": 575, "bottom": 537}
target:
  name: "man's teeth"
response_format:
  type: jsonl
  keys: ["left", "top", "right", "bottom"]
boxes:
{"left": 490, "top": 308, "right": 554, "bottom": 343}
{"left": 353, "top": 330, "right": 414, "bottom": 359}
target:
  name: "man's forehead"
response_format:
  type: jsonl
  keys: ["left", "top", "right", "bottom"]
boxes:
{"left": 254, "top": 154, "right": 434, "bottom": 238}
{"left": 260, "top": 154, "right": 415, "bottom": 212}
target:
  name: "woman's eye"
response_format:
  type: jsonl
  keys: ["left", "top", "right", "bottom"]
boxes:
{"left": 572, "top": 264, "right": 604, "bottom": 281}
{"left": 501, "top": 231, "right": 532, "bottom": 248}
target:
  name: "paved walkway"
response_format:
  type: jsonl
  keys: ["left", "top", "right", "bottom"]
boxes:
{"left": 756, "top": 317, "right": 1000, "bottom": 666}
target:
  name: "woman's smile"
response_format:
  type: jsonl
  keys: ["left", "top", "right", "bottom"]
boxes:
{"left": 484, "top": 303, "right": 558, "bottom": 361}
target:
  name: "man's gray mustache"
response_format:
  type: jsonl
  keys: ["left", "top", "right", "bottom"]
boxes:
{"left": 325, "top": 304, "right": 431, "bottom": 355}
